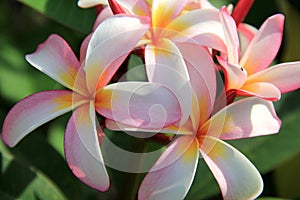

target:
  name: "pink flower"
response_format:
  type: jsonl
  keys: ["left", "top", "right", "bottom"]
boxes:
{"left": 219, "top": 7, "right": 300, "bottom": 101}
{"left": 1, "top": 15, "right": 181, "bottom": 191}
{"left": 107, "top": 46, "right": 281, "bottom": 199}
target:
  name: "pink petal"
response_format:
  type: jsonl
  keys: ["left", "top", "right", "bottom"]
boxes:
{"left": 239, "top": 14, "right": 285, "bottom": 75}
{"left": 78, "top": 0, "right": 106, "bottom": 8}
{"left": 95, "top": 82, "right": 181, "bottom": 129}
{"left": 26, "top": 35, "right": 88, "bottom": 95}
{"left": 200, "top": 136, "right": 263, "bottom": 200}
{"left": 138, "top": 136, "right": 199, "bottom": 200}
{"left": 246, "top": 62, "right": 300, "bottom": 94}
{"left": 85, "top": 15, "right": 150, "bottom": 92}
{"left": 145, "top": 39, "right": 192, "bottom": 125}
{"left": 64, "top": 102, "right": 109, "bottom": 191}
{"left": 2, "top": 90, "right": 78, "bottom": 147}
{"left": 238, "top": 82, "right": 281, "bottom": 101}
{"left": 151, "top": 0, "right": 189, "bottom": 28}
{"left": 200, "top": 97, "right": 281, "bottom": 140}
{"left": 176, "top": 42, "right": 216, "bottom": 124}
{"left": 220, "top": 6, "right": 240, "bottom": 64}
{"left": 164, "top": 9, "right": 226, "bottom": 52}
{"left": 237, "top": 23, "right": 257, "bottom": 56}
{"left": 79, "top": 33, "right": 92, "bottom": 64}
{"left": 218, "top": 57, "right": 247, "bottom": 90}
{"left": 92, "top": 6, "right": 113, "bottom": 31}
{"left": 118, "top": 0, "right": 151, "bottom": 16}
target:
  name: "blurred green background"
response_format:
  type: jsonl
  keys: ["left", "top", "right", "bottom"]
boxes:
{"left": 0, "top": 0, "right": 299, "bottom": 199}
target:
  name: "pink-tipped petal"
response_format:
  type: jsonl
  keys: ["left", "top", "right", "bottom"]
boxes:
{"left": 164, "top": 9, "right": 226, "bottom": 52}
{"left": 238, "top": 82, "right": 281, "bottom": 101}
{"left": 176, "top": 42, "right": 216, "bottom": 124}
{"left": 80, "top": 33, "right": 92, "bottom": 64}
{"left": 246, "top": 62, "right": 300, "bottom": 94}
{"left": 25, "top": 34, "right": 88, "bottom": 94}
{"left": 65, "top": 102, "right": 109, "bottom": 191}
{"left": 85, "top": 15, "right": 150, "bottom": 92}
{"left": 78, "top": 0, "right": 106, "bottom": 8}
{"left": 2, "top": 90, "right": 78, "bottom": 147}
{"left": 145, "top": 39, "right": 192, "bottom": 125}
{"left": 95, "top": 82, "right": 181, "bottom": 129}
{"left": 200, "top": 136, "right": 263, "bottom": 200}
{"left": 239, "top": 14, "right": 285, "bottom": 75}
{"left": 220, "top": 6, "right": 240, "bottom": 64}
{"left": 92, "top": 6, "right": 114, "bottom": 31}
{"left": 151, "top": 0, "right": 189, "bottom": 28}
{"left": 138, "top": 136, "right": 199, "bottom": 200}
{"left": 200, "top": 97, "right": 281, "bottom": 140}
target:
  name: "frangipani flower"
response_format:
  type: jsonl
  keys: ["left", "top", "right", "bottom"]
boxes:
{"left": 80, "top": 0, "right": 227, "bottom": 124}
{"left": 1, "top": 15, "right": 182, "bottom": 191}
{"left": 107, "top": 45, "right": 282, "bottom": 199}
{"left": 219, "top": 7, "right": 300, "bottom": 101}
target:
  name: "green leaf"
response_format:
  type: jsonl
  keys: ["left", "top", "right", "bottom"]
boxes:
{"left": 19, "top": 0, "right": 96, "bottom": 34}
{"left": 0, "top": 139, "right": 66, "bottom": 200}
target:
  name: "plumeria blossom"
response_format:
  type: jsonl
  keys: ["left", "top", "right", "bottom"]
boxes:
{"left": 106, "top": 45, "right": 281, "bottom": 199}
{"left": 1, "top": 15, "right": 182, "bottom": 191}
{"left": 79, "top": 0, "right": 228, "bottom": 124}
{"left": 219, "top": 7, "right": 300, "bottom": 101}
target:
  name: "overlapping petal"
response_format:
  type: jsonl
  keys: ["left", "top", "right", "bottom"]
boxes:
{"left": 245, "top": 62, "right": 300, "bottom": 94}
{"left": 65, "top": 102, "right": 109, "bottom": 191}
{"left": 239, "top": 14, "right": 285, "bottom": 75}
{"left": 238, "top": 82, "right": 281, "bottom": 101}
{"left": 200, "top": 97, "right": 281, "bottom": 140}
{"left": 200, "top": 136, "right": 263, "bottom": 200}
{"left": 145, "top": 38, "right": 192, "bottom": 125}
{"left": 138, "top": 136, "right": 198, "bottom": 200}
{"left": 2, "top": 90, "right": 82, "bottom": 147}
{"left": 163, "top": 9, "right": 226, "bottom": 52}
{"left": 78, "top": 0, "right": 106, "bottom": 8}
{"left": 25, "top": 34, "right": 88, "bottom": 95}
{"left": 95, "top": 82, "right": 181, "bottom": 129}
{"left": 85, "top": 15, "right": 150, "bottom": 92}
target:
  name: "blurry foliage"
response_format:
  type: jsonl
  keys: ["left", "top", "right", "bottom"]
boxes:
{"left": 0, "top": 0, "right": 299, "bottom": 199}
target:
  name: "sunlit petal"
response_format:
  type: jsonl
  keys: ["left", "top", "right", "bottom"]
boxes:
{"left": 65, "top": 102, "right": 109, "bottom": 191}
{"left": 246, "top": 62, "right": 300, "bottom": 94}
{"left": 145, "top": 39, "right": 192, "bottom": 125}
{"left": 139, "top": 136, "right": 199, "bottom": 200}
{"left": 85, "top": 15, "right": 150, "bottom": 92}
{"left": 238, "top": 82, "right": 281, "bottom": 101}
{"left": 200, "top": 97, "right": 281, "bottom": 140}
{"left": 25, "top": 34, "right": 87, "bottom": 94}
{"left": 239, "top": 14, "right": 284, "bottom": 75}
{"left": 200, "top": 136, "right": 263, "bottom": 200}
{"left": 2, "top": 90, "right": 80, "bottom": 147}
{"left": 95, "top": 82, "right": 181, "bottom": 129}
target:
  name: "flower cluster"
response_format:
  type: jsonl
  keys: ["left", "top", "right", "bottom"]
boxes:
{"left": 2, "top": 0, "right": 300, "bottom": 199}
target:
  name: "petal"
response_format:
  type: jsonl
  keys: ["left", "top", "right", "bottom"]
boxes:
{"left": 2, "top": 90, "right": 79, "bottom": 147}
{"left": 238, "top": 82, "right": 281, "bottom": 101}
{"left": 218, "top": 57, "right": 247, "bottom": 90}
{"left": 65, "top": 102, "right": 109, "bottom": 191}
{"left": 25, "top": 34, "right": 88, "bottom": 95}
{"left": 151, "top": 0, "right": 189, "bottom": 28}
{"left": 145, "top": 39, "right": 192, "bottom": 125}
{"left": 220, "top": 6, "right": 240, "bottom": 64}
{"left": 117, "top": 0, "right": 151, "bottom": 16}
{"left": 200, "top": 97, "right": 281, "bottom": 140}
{"left": 79, "top": 33, "right": 92, "bottom": 64}
{"left": 92, "top": 6, "right": 114, "bottom": 31}
{"left": 200, "top": 136, "right": 263, "bottom": 200}
{"left": 176, "top": 42, "right": 216, "bottom": 124}
{"left": 85, "top": 15, "right": 150, "bottom": 92}
{"left": 237, "top": 23, "right": 257, "bottom": 56}
{"left": 78, "top": 0, "right": 106, "bottom": 8}
{"left": 138, "top": 136, "right": 199, "bottom": 200}
{"left": 246, "top": 62, "right": 300, "bottom": 94}
{"left": 105, "top": 117, "right": 194, "bottom": 135}
{"left": 163, "top": 9, "right": 226, "bottom": 52}
{"left": 95, "top": 82, "right": 181, "bottom": 129}
{"left": 239, "top": 14, "right": 285, "bottom": 75}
